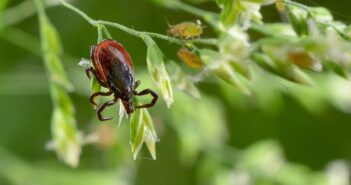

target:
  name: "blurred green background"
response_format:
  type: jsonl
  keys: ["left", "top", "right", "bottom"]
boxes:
{"left": 1, "top": 0, "right": 351, "bottom": 185}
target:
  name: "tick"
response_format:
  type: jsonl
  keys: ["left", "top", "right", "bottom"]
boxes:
{"left": 86, "top": 39, "right": 158, "bottom": 121}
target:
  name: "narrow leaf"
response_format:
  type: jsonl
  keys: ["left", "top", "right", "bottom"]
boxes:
{"left": 143, "top": 35, "right": 174, "bottom": 107}
{"left": 130, "top": 100, "right": 158, "bottom": 160}
{"left": 130, "top": 109, "right": 145, "bottom": 159}
{"left": 167, "top": 61, "right": 201, "bottom": 99}
{"left": 35, "top": 0, "right": 80, "bottom": 167}
{"left": 200, "top": 49, "right": 251, "bottom": 95}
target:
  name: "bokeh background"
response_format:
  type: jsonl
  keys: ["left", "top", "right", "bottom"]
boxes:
{"left": 1, "top": 0, "right": 351, "bottom": 185}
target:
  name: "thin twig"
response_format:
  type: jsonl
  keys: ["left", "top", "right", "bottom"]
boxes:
{"left": 58, "top": 0, "right": 217, "bottom": 46}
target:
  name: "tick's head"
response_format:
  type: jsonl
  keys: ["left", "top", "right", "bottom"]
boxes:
{"left": 122, "top": 99, "right": 134, "bottom": 114}
{"left": 120, "top": 88, "right": 134, "bottom": 114}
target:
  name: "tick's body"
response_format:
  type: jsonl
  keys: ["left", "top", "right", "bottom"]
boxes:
{"left": 87, "top": 40, "right": 158, "bottom": 121}
{"left": 91, "top": 40, "right": 135, "bottom": 97}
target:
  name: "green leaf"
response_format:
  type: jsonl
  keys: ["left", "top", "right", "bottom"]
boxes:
{"left": 220, "top": 0, "right": 267, "bottom": 29}
{"left": 51, "top": 104, "right": 81, "bottom": 167}
{"left": 118, "top": 101, "right": 127, "bottom": 127}
{"left": 37, "top": 7, "right": 73, "bottom": 91}
{"left": 143, "top": 35, "right": 174, "bottom": 107}
{"left": 253, "top": 52, "right": 314, "bottom": 85}
{"left": 220, "top": 0, "right": 241, "bottom": 28}
{"left": 254, "top": 23, "right": 297, "bottom": 37}
{"left": 286, "top": 4, "right": 308, "bottom": 36}
{"left": 218, "top": 30, "right": 251, "bottom": 78}
{"left": 260, "top": 42, "right": 316, "bottom": 84}
{"left": 167, "top": 61, "right": 201, "bottom": 99}
{"left": 141, "top": 109, "right": 158, "bottom": 160}
{"left": 130, "top": 106, "right": 158, "bottom": 160}
{"left": 130, "top": 109, "right": 145, "bottom": 159}
{"left": 200, "top": 49, "right": 251, "bottom": 95}
{"left": 35, "top": 0, "right": 80, "bottom": 167}
{"left": 253, "top": 52, "right": 280, "bottom": 73}
{"left": 309, "top": 7, "right": 333, "bottom": 23}
{"left": 215, "top": 62, "right": 251, "bottom": 94}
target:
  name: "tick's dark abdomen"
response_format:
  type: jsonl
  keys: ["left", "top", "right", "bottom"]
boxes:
{"left": 108, "top": 58, "right": 134, "bottom": 93}
{"left": 91, "top": 40, "right": 135, "bottom": 94}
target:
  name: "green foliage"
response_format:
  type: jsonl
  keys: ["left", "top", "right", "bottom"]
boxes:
{"left": 143, "top": 35, "right": 174, "bottom": 108}
{"left": 22, "top": 0, "right": 351, "bottom": 167}
{"left": 167, "top": 61, "right": 201, "bottom": 99}
{"left": 35, "top": 0, "right": 80, "bottom": 167}
{"left": 1, "top": 0, "right": 351, "bottom": 185}
{"left": 0, "top": 0, "right": 8, "bottom": 20}
{"left": 130, "top": 105, "right": 158, "bottom": 160}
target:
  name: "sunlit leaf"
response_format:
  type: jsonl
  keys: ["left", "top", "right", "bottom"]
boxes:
{"left": 286, "top": 4, "right": 308, "bottom": 35}
{"left": 51, "top": 104, "right": 81, "bottom": 167}
{"left": 309, "top": 7, "right": 333, "bottom": 23}
{"left": 130, "top": 106, "right": 158, "bottom": 160}
{"left": 130, "top": 109, "right": 145, "bottom": 159}
{"left": 38, "top": 9, "right": 73, "bottom": 91}
{"left": 36, "top": 0, "right": 80, "bottom": 167}
{"left": 167, "top": 61, "right": 201, "bottom": 99}
{"left": 220, "top": 0, "right": 240, "bottom": 28}
{"left": 218, "top": 28, "right": 251, "bottom": 78}
{"left": 141, "top": 109, "right": 158, "bottom": 160}
{"left": 143, "top": 35, "right": 174, "bottom": 107}
{"left": 200, "top": 49, "right": 251, "bottom": 95}
{"left": 254, "top": 23, "right": 297, "bottom": 37}
{"left": 118, "top": 101, "right": 127, "bottom": 127}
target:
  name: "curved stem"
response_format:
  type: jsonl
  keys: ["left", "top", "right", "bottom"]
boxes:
{"left": 59, "top": 0, "right": 97, "bottom": 26}
{"left": 58, "top": 0, "right": 217, "bottom": 46}
{"left": 97, "top": 25, "right": 103, "bottom": 43}
{"left": 95, "top": 20, "right": 142, "bottom": 38}
{"left": 101, "top": 25, "right": 112, "bottom": 39}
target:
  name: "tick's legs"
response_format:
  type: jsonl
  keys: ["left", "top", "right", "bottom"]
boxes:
{"left": 134, "top": 89, "right": 158, "bottom": 108}
{"left": 97, "top": 99, "right": 117, "bottom": 121}
{"left": 85, "top": 67, "right": 106, "bottom": 87}
{"left": 134, "top": 80, "right": 141, "bottom": 90}
{"left": 85, "top": 67, "right": 96, "bottom": 79}
{"left": 89, "top": 91, "right": 113, "bottom": 106}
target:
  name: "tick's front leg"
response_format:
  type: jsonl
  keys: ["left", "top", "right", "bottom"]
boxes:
{"left": 85, "top": 67, "right": 107, "bottom": 87}
{"left": 89, "top": 91, "right": 113, "bottom": 107}
{"left": 85, "top": 67, "right": 96, "bottom": 79}
{"left": 97, "top": 99, "right": 117, "bottom": 121}
{"left": 134, "top": 80, "right": 141, "bottom": 90}
{"left": 134, "top": 88, "right": 158, "bottom": 109}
